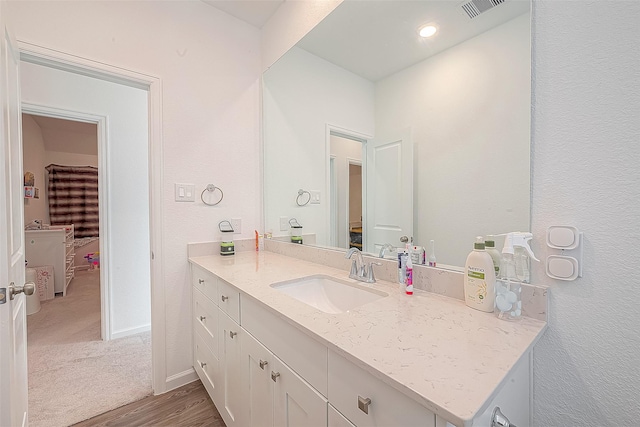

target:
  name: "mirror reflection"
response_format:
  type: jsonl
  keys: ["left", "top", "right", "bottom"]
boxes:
{"left": 263, "top": 0, "right": 531, "bottom": 269}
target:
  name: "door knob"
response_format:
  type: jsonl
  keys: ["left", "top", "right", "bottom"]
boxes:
{"left": 8, "top": 282, "right": 35, "bottom": 300}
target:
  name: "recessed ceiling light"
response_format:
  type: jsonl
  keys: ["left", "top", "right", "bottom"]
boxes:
{"left": 419, "top": 25, "right": 437, "bottom": 38}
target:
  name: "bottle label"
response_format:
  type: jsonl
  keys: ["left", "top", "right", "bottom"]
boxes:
{"left": 466, "top": 267, "right": 487, "bottom": 301}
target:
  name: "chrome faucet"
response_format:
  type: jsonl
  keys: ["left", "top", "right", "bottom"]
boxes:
{"left": 379, "top": 243, "right": 395, "bottom": 258}
{"left": 346, "top": 247, "right": 381, "bottom": 283}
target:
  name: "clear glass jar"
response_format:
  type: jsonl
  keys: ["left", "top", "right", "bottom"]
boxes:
{"left": 495, "top": 278, "right": 521, "bottom": 321}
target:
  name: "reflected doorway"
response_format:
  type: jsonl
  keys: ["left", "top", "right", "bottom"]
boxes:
{"left": 329, "top": 132, "right": 365, "bottom": 250}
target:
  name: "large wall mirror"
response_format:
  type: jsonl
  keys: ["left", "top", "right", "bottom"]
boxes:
{"left": 263, "top": 0, "right": 531, "bottom": 269}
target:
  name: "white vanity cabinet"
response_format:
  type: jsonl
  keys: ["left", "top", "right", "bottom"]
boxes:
{"left": 242, "top": 331, "right": 328, "bottom": 427}
{"left": 190, "top": 258, "right": 536, "bottom": 427}
{"left": 217, "top": 311, "right": 244, "bottom": 427}
{"left": 329, "top": 350, "right": 436, "bottom": 427}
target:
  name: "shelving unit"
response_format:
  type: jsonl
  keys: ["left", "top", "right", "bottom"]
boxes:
{"left": 25, "top": 224, "right": 75, "bottom": 296}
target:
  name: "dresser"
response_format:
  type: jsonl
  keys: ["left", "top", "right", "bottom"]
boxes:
{"left": 25, "top": 225, "right": 75, "bottom": 296}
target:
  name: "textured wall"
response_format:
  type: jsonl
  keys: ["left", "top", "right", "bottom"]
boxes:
{"left": 9, "top": 0, "right": 262, "bottom": 386}
{"left": 531, "top": 1, "right": 640, "bottom": 425}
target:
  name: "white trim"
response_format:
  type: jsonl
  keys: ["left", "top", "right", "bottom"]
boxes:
{"left": 111, "top": 324, "right": 152, "bottom": 340}
{"left": 18, "top": 42, "right": 166, "bottom": 394}
{"left": 165, "top": 369, "right": 199, "bottom": 393}
{"left": 325, "top": 124, "right": 372, "bottom": 252}
{"left": 21, "top": 104, "right": 111, "bottom": 341}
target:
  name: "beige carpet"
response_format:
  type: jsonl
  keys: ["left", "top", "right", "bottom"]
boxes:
{"left": 27, "top": 269, "right": 152, "bottom": 427}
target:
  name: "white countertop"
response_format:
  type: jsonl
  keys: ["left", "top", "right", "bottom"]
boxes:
{"left": 190, "top": 251, "right": 547, "bottom": 426}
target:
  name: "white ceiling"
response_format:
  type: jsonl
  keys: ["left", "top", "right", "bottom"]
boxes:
{"left": 27, "top": 114, "right": 98, "bottom": 156}
{"left": 202, "top": 0, "right": 529, "bottom": 82}
{"left": 201, "top": 0, "right": 284, "bottom": 28}
{"left": 297, "top": 0, "right": 530, "bottom": 82}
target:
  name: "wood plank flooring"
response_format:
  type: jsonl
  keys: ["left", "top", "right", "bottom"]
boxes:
{"left": 72, "top": 381, "right": 226, "bottom": 427}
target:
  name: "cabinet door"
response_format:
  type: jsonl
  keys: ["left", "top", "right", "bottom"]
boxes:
{"left": 218, "top": 311, "right": 244, "bottom": 427}
{"left": 329, "top": 404, "right": 356, "bottom": 427}
{"left": 273, "top": 356, "right": 328, "bottom": 427}
{"left": 242, "top": 332, "right": 274, "bottom": 427}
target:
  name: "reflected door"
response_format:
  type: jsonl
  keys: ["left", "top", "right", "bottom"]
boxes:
{"left": 364, "top": 129, "right": 413, "bottom": 254}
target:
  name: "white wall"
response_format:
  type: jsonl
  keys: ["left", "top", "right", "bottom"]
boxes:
{"left": 263, "top": 47, "right": 374, "bottom": 243}
{"left": 376, "top": 13, "right": 531, "bottom": 267}
{"left": 21, "top": 62, "right": 151, "bottom": 339}
{"left": 530, "top": 1, "right": 640, "bottom": 425}
{"left": 45, "top": 152, "right": 98, "bottom": 168}
{"left": 22, "top": 114, "right": 47, "bottom": 224}
{"left": 9, "top": 0, "right": 261, "bottom": 388}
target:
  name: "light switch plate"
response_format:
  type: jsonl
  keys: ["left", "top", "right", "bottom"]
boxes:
{"left": 279, "top": 216, "right": 289, "bottom": 231}
{"left": 175, "top": 183, "right": 195, "bottom": 202}
{"left": 310, "top": 191, "right": 321, "bottom": 204}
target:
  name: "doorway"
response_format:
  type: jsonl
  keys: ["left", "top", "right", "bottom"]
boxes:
{"left": 329, "top": 132, "right": 365, "bottom": 250}
{"left": 18, "top": 47, "right": 161, "bottom": 425}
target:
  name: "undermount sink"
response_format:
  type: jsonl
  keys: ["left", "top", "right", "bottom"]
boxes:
{"left": 270, "top": 275, "right": 388, "bottom": 314}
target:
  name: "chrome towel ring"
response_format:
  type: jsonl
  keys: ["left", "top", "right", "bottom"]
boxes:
{"left": 201, "top": 184, "right": 224, "bottom": 206}
{"left": 296, "top": 189, "right": 311, "bottom": 206}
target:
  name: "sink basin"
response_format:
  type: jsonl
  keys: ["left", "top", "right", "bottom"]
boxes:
{"left": 270, "top": 275, "right": 387, "bottom": 314}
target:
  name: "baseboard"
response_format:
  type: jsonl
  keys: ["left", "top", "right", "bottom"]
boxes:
{"left": 163, "top": 368, "right": 198, "bottom": 394}
{"left": 111, "top": 324, "right": 151, "bottom": 340}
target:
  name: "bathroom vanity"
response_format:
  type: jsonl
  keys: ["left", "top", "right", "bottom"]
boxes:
{"left": 189, "top": 250, "right": 546, "bottom": 427}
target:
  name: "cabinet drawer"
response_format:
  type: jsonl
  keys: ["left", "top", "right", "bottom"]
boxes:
{"left": 218, "top": 278, "right": 240, "bottom": 323}
{"left": 242, "top": 296, "right": 327, "bottom": 397}
{"left": 194, "top": 328, "right": 219, "bottom": 400}
{"left": 193, "top": 287, "right": 218, "bottom": 357}
{"left": 192, "top": 264, "right": 218, "bottom": 302}
{"left": 329, "top": 350, "right": 435, "bottom": 427}
{"left": 329, "top": 404, "right": 356, "bottom": 427}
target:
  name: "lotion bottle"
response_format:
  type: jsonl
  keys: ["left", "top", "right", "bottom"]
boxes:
{"left": 484, "top": 238, "right": 501, "bottom": 277}
{"left": 464, "top": 236, "right": 496, "bottom": 312}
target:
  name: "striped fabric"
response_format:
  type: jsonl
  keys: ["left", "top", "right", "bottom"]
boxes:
{"left": 46, "top": 164, "right": 99, "bottom": 238}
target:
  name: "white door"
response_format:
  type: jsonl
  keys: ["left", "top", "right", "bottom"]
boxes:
{"left": 364, "top": 129, "right": 413, "bottom": 254}
{"left": 242, "top": 332, "right": 274, "bottom": 427}
{"left": 0, "top": 4, "right": 29, "bottom": 426}
{"left": 273, "top": 356, "right": 327, "bottom": 427}
{"left": 218, "top": 311, "right": 244, "bottom": 427}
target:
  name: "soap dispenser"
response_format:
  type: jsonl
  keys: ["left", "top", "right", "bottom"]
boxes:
{"left": 463, "top": 236, "right": 496, "bottom": 313}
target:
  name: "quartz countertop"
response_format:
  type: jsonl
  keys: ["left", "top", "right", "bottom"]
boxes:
{"left": 189, "top": 251, "right": 547, "bottom": 426}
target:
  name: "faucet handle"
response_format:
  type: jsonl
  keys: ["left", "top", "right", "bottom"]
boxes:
{"left": 349, "top": 259, "right": 359, "bottom": 278}
{"left": 366, "top": 262, "right": 382, "bottom": 283}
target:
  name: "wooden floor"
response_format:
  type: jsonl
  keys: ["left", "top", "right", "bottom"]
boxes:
{"left": 72, "top": 381, "right": 226, "bottom": 427}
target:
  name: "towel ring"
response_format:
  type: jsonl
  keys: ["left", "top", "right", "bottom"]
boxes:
{"left": 201, "top": 184, "right": 224, "bottom": 206}
{"left": 296, "top": 189, "right": 311, "bottom": 206}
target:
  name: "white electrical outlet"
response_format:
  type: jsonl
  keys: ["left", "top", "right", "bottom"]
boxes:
{"left": 231, "top": 218, "right": 242, "bottom": 234}
{"left": 279, "top": 216, "right": 289, "bottom": 231}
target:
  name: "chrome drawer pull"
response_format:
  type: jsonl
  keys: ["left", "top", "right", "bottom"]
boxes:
{"left": 259, "top": 360, "right": 268, "bottom": 369}
{"left": 492, "top": 407, "right": 517, "bottom": 427}
{"left": 271, "top": 371, "right": 280, "bottom": 382}
{"left": 200, "top": 361, "right": 206, "bottom": 369}
{"left": 198, "top": 279, "right": 204, "bottom": 284}
{"left": 199, "top": 316, "right": 206, "bottom": 321}
{"left": 229, "top": 331, "right": 237, "bottom": 339}
{"left": 221, "top": 295, "right": 229, "bottom": 302}
{"left": 358, "top": 396, "right": 372, "bottom": 414}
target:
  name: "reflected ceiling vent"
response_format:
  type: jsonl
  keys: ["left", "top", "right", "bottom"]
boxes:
{"left": 460, "top": 0, "right": 506, "bottom": 19}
